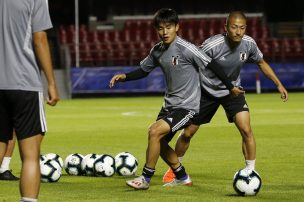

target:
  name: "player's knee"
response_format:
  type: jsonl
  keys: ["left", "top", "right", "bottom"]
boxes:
{"left": 240, "top": 127, "right": 253, "bottom": 139}
{"left": 182, "top": 125, "right": 199, "bottom": 139}
{"left": 181, "top": 132, "right": 194, "bottom": 142}
{"left": 148, "top": 126, "right": 161, "bottom": 141}
{"left": 20, "top": 148, "right": 40, "bottom": 162}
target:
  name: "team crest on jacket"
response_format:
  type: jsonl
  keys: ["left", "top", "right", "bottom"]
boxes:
{"left": 171, "top": 56, "right": 179, "bottom": 66}
{"left": 239, "top": 52, "right": 247, "bottom": 61}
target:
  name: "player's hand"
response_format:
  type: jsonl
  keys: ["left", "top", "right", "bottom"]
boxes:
{"left": 230, "top": 86, "right": 245, "bottom": 97}
{"left": 47, "top": 84, "right": 59, "bottom": 106}
{"left": 109, "top": 74, "right": 126, "bottom": 88}
{"left": 277, "top": 85, "right": 288, "bottom": 102}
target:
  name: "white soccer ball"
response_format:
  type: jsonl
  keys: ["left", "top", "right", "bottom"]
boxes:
{"left": 41, "top": 153, "right": 64, "bottom": 168}
{"left": 64, "top": 153, "right": 84, "bottom": 176}
{"left": 94, "top": 154, "right": 115, "bottom": 177}
{"left": 233, "top": 169, "right": 262, "bottom": 196}
{"left": 40, "top": 155, "right": 48, "bottom": 165}
{"left": 81, "top": 153, "right": 100, "bottom": 176}
{"left": 114, "top": 152, "right": 138, "bottom": 176}
{"left": 40, "top": 159, "right": 62, "bottom": 183}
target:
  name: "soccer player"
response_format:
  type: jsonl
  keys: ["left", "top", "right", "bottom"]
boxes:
{"left": 162, "top": 11, "right": 288, "bottom": 183}
{"left": 109, "top": 8, "right": 241, "bottom": 190}
{"left": 0, "top": 132, "right": 19, "bottom": 180}
{"left": 0, "top": 0, "right": 59, "bottom": 201}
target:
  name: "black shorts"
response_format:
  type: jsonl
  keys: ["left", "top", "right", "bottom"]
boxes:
{"left": 156, "top": 107, "right": 197, "bottom": 142}
{"left": 192, "top": 90, "right": 249, "bottom": 125}
{"left": 0, "top": 90, "right": 47, "bottom": 143}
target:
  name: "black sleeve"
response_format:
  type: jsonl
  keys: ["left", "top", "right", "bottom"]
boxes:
{"left": 125, "top": 68, "right": 149, "bottom": 81}
{"left": 207, "top": 60, "right": 234, "bottom": 90}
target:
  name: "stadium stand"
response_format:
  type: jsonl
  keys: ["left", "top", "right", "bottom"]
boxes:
{"left": 58, "top": 13, "right": 304, "bottom": 67}
{"left": 45, "top": 1, "right": 304, "bottom": 97}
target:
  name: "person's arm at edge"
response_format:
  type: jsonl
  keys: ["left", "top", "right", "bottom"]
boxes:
{"left": 33, "top": 31, "right": 59, "bottom": 106}
{"left": 257, "top": 59, "right": 288, "bottom": 101}
{"left": 109, "top": 68, "right": 149, "bottom": 88}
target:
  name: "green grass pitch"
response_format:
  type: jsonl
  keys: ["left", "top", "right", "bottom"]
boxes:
{"left": 1, "top": 92, "right": 304, "bottom": 201}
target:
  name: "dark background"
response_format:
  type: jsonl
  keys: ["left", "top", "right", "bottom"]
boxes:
{"left": 49, "top": 0, "right": 304, "bottom": 26}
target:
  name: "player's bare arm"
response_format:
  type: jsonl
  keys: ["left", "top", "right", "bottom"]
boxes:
{"left": 33, "top": 31, "right": 59, "bottom": 106}
{"left": 109, "top": 74, "right": 126, "bottom": 88}
{"left": 47, "top": 85, "right": 60, "bottom": 106}
{"left": 257, "top": 59, "right": 288, "bottom": 102}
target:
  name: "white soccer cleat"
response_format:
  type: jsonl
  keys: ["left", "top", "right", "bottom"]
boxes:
{"left": 126, "top": 175, "right": 149, "bottom": 190}
{"left": 163, "top": 175, "right": 193, "bottom": 187}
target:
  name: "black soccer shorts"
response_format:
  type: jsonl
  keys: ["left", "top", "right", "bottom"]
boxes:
{"left": 156, "top": 107, "right": 197, "bottom": 142}
{"left": 192, "top": 90, "right": 249, "bottom": 125}
{"left": 0, "top": 90, "right": 47, "bottom": 142}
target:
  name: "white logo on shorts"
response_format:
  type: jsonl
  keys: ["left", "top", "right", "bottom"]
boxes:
{"left": 167, "top": 118, "right": 173, "bottom": 122}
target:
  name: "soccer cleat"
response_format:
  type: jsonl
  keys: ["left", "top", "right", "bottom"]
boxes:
{"left": 0, "top": 170, "right": 19, "bottom": 181}
{"left": 126, "top": 175, "right": 149, "bottom": 190}
{"left": 163, "top": 175, "right": 192, "bottom": 187}
{"left": 162, "top": 167, "right": 175, "bottom": 183}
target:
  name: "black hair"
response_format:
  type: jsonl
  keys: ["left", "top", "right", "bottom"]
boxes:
{"left": 153, "top": 8, "right": 179, "bottom": 28}
{"left": 226, "top": 11, "right": 247, "bottom": 26}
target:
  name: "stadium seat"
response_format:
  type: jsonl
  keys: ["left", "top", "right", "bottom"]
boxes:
{"left": 124, "top": 20, "right": 151, "bottom": 33}
{"left": 121, "top": 29, "right": 131, "bottom": 42}
{"left": 185, "top": 28, "right": 195, "bottom": 43}
{"left": 198, "top": 19, "right": 207, "bottom": 29}
{"left": 247, "top": 17, "right": 261, "bottom": 27}
{"left": 208, "top": 18, "right": 222, "bottom": 35}
{"left": 259, "top": 25, "right": 270, "bottom": 39}
{"left": 69, "top": 50, "right": 94, "bottom": 67}
{"left": 124, "top": 20, "right": 136, "bottom": 30}
{"left": 195, "top": 28, "right": 205, "bottom": 45}
{"left": 100, "top": 31, "right": 114, "bottom": 43}
{"left": 207, "top": 27, "right": 216, "bottom": 38}
{"left": 127, "top": 29, "right": 142, "bottom": 42}
{"left": 127, "top": 42, "right": 148, "bottom": 65}
{"left": 257, "top": 39, "right": 271, "bottom": 59}
{"left": 282, "top": 38, "right": 304, "bottom": 61}
{"left": 282, "top": 38, "right": 292, "bottom": 56}
{"left": 88, "top": 31, "right": 100, "bottom": 43}
{"left": 93, "top": 51, "right": 107, "bottom": 66}
{"left": 292, "top": 38, "right": 304, "bottom": 56}
{"left": 217, "top": 18, "right": 226, "bottom": 33}
{"left": 58, "top": 13, "right": 302, "bottom": 66}
{"left": 113, "top": 30, "right": 123, "bottom": 43}
{"left": 106, "top": 43, "right": 128, "bottom": 66}
{"left": 270, "top": 38, "right": 283, "bottom": 61}
{"left": 179, "top": 20, "right": 192, "bottom": 31}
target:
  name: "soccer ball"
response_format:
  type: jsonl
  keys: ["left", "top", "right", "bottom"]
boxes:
{"left": 40, "top": 154, "right": 48, "bottom": 164}
{"left": 40, "top": 159, "right": 62, "bottom": 182}
{"left": 41, "top": 153, "right": 64, "bottom": 168}
{"left": 114, "top": 152, "right": 138, "bottom": 176}
{"left": 94, "top": 154, "right": 115, "bottom": 177}
{"left": 81, "top": 153, "right": 100, "bottom": 176}
{"left": 233, "top": 169, "right": 262, "bottom": 196}
{"left": 64, "top": 153, "right": 84, "bottom": 176}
